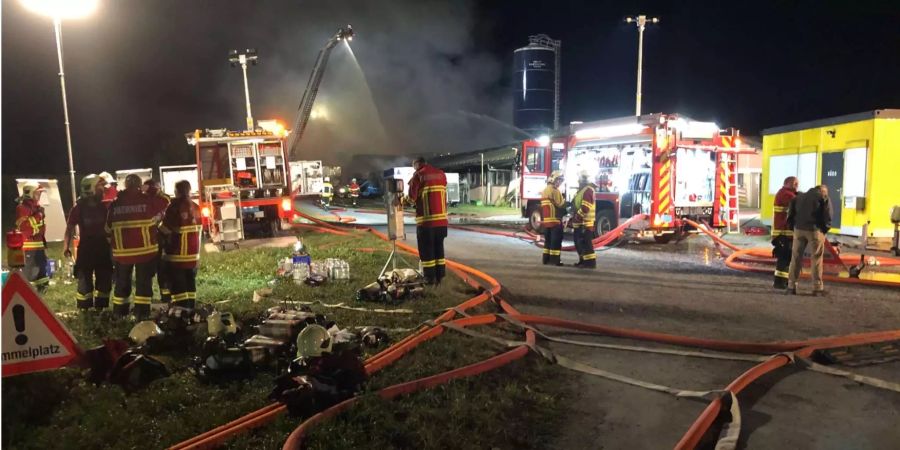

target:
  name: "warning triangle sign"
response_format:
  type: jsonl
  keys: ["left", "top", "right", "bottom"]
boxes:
{"left": 2, "top": 271, "right": 80, "bottom": 377}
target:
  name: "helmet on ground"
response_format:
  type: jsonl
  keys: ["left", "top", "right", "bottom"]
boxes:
{"left": 324, "top": 176, "right": 330, "bottom": 183}
{"left": 80, "top": 174, "right": 99, "bottom": 197}
{"left": 21, "top": 182, "right": 43, "bottom": 200}
{"left": 296, "top": 324, "right": 332, "bottom": 359}
{"left": 547, "top": 171, "right": 564, "bottom": 184}
{"left": 128, "top": 321, "right": 164, "bottom": 346}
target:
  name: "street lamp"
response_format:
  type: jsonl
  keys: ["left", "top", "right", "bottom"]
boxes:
{"left": 228, "top": 48, "right": 258, "bottom": 131}
{"left": 20, "top": 0, "right": 99, "bottom": 207}
{"left": 625, "top": 14, "right": 659, "bottom": 116}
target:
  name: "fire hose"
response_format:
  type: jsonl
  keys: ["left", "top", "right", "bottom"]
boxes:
{"left": 173, "top": 209, "right": 899, "bottom": 450}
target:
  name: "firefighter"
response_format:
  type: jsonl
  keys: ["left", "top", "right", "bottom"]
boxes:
{"left": 572, "top": 173, "right": 597, "bottom": 268}
{"left": 349, "top": 178, "right": 360, "bottom": 207}
{"left": 63, "top": 175, "right": 113, "bottom": 310}
{"left": 99, "top": 171, "right": 118, "bottom": 205}
{"left": 106, "top": 174, "right": 163, "bottom": 319}
{"left": 159, "top": 180, "right": 202, "bottom": 310}
{"left": 771, "top": 176, "right": 798, "bottom": 289}
{"left": 143, "top": 179, "right": 172, "bottom": 303}
{"left": 15, "top": 182, "right": 49, "bottom": 291}
{"left": 407, "top": 156, "right": 448, "bottom": 285}
{"left": 541, "top": 171, "right": 565, "bottom": 266}
{"left": 321, "top": 176, "right": 333, "bottom": 209}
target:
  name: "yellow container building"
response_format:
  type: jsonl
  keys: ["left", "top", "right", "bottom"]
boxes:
{"left": 761, "top": 109, "right": 900, "bottom": 239}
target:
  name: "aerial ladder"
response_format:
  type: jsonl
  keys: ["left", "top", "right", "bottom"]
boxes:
{"left": 286, "top": 25, "right": 355, "bottom": 160}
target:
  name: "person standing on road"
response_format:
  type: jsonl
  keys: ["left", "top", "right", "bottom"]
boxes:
{"left": 144, "top": 179, "right": 172, "bottom": 303}
{"left": 15, "top": 182, "right": 49, "bottom": 291}
{"left": 159, "top": 180, "right": 202, "bottom": 310}
{"left": 786, "top": 185, "right": 832, "bottom": 296}
{"left": 63, "top": 175, "right": 113, "bottom": 311}
{"left": 407, "top": 156, "right": 448, "bottom": 285}
{"left": 349, "top": 178, "right": 360, "bottom": 207}
{"left": 572, "top": 173, "right": 597, "bottom": 268}
{"left": 320, "top": 177, "right": 334, "bottom": 209}
{"left": 541, "top": 171, "right": 566, "bottom": 266}
{"left": 771, "top": 176, "right": 798, "bottom": 289}
{"left": 106, "top": 174, "right": 163, "bottom": 319}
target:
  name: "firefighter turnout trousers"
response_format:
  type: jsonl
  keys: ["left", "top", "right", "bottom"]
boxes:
{"left": 543, "top": 225, "right": 563, "bottom": 265}
{"left": 157, "top": 246, "right": 171, "bottom": 303}
{"left": 169, "top": 267, "right": 197, "bottom": 310}
{"left": 113, "top": 261, "right": 156, "bottom": 319}
{"left": 76, "top": 237, "right": 113, "bottom": 309}
{"left": 574, "top": 226, "right": 597, "bottom": 268}
{"left": 772, "top": 236, "right": 793, "bottom": 289}
{"left": 24, "top": 249, "right": 49, "bottom": 292}
{"left": 417, "top": 226, "right": 447, "bottom": 284}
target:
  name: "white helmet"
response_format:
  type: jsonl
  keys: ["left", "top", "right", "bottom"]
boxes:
{"left": 296, "top": 324, "right": 332, "bottom": 359}
{"left": 324, "top": 176, "right": 330, "bottom": 183}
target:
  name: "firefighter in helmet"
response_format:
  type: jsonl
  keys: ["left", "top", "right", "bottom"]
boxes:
{"left": 320, "top": 177, "right": 333, "bottom": 209}
{"left": 98, "top": 171, "right": 118, "bottom": 205}
{"left": 541, "top": 171, "right": 566, "bottom": 265}
{"left": 772, "top": 176, "right": 798, "bottom": 289}
{"left": 63, "top": 175, "right": 114, "bottom": 310}
{"left": 349, "top": 178, "right": 360, "bottom": 207}
{"left": 15, "top": 182, "right": 49, "bottom": 291}
{"left": 159, "top": 180, "right": 202, "bottom": 310}
{"left": 407, "top": 156, "right": 448, "bottom": 285}
{"left": 143, "top": 179, "right": 172, "bottom": 303}
{"left": 106, "top": 174, "right": 163, "bottom": 319}
{"left": 572, "top": 172, "right": 598, "bottom": 268}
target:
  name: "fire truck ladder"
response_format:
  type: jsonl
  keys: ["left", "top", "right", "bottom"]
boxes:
{"left": 286, "top": 25, "right": 354, "bottom": 161}
{"left": 721, "top": 151, "right": 740, "bottom": 234}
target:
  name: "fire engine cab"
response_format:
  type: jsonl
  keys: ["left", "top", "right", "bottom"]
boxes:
{"left": 187, "top": 126, "right": 295, "bottom": 237}
{"left": 520, "top": 113, "right": 754, "bottom": 242}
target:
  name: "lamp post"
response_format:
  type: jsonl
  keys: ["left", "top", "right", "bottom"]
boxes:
{"left": 228, "top": 49, "right": 258, "bottom": 131}
{"left": 625, "top": 15, "right": 659, "bottom": 116}
{"left": 20, "top": 0, "right": 98, "bottom": 206}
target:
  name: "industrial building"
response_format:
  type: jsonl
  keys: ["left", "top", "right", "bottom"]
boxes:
{"left": 761, "top": 109, "right": 900, "bottom": 240}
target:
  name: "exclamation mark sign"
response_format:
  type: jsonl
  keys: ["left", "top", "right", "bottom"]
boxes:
{"left": 13, "top": 305, "right": 28, "bottom": 346}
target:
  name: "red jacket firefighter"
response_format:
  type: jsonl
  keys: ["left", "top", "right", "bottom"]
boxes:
{"left": 772, "top": 184, "right": 797, "bottom": 238}
{"left": 16, "top": 190, "right": 46, "bottom": 252}
{"left": 106, "top": 187, "right": 163, "bottom": 264}
{"left": 349, "top": 179, "right": 360, "bottom": 197}
{"left": 407, "top": 163, "right": 448, "bottom": 227}
{"left": 160, "top": 196, "right": 202, "bottom": 269}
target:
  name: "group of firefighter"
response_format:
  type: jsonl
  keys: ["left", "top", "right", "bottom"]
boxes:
{"left": 318, "top": 177, "right": 361, "bottom": 209}
{"left": 772, "top": 176, "right": 832, "bottom": 295}
{"left": 14, "top": 172, "right": 202, "bottom": 319}
{"left": 540, "top": 171, "right": 599, "bottom": 268}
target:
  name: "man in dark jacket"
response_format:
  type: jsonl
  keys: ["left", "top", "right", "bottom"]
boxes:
{"left": 785, "top": 185, "right": 832, "bottom": 296}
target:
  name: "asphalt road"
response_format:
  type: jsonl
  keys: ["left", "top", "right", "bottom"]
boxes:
{"left": 303, "top": 204, "right": 900, "bottom": 449}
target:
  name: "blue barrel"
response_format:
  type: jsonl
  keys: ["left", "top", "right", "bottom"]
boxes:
{"left": 513, "top": 44, "right": 556, "bottom": 136}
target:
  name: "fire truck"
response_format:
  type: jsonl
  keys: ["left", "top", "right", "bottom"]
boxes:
{"left": 520, "top": 113, "right": 754, "bottom": 242}
{"left": 188, "top": 126, "right": 295, "bottom": 237}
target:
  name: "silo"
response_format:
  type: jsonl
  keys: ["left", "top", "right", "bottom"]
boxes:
{"left": 513, "top": 34, "right": 560, "bottom": 136}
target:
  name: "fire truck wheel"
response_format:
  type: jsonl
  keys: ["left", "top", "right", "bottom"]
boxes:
{"left": 595, "top": 210, "right": 616, "bottom": 237}
{"left": 529, "top": 208, "right": 543, "bottom": 233}
{"left": 653, "top": 234, "right": 675, "bottom": 244}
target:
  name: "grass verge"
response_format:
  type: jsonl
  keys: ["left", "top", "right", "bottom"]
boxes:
{"left": 2, "top": 230, "right": 571, "bottom": 449}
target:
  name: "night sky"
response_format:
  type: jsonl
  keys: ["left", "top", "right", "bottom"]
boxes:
{"left": 3, "top": 0, "right": 899, "bottom": 201}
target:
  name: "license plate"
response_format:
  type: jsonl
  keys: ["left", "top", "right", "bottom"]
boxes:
{"left": 675, "top": 206, "right": 713, "bottom": 216}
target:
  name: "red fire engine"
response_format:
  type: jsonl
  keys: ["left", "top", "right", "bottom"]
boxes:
{"left": 188, "top": 127, "right": 295, "bottom": 237}
{"left": 520, "top": 113, "right": 754, "bottom": 242}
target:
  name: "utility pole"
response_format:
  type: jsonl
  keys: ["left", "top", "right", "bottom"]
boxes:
{"left": 229, "top": 49, "right": 258, "bottom": 131}
{"left": 625, "top": 15, "right": 659, "bottom": 116}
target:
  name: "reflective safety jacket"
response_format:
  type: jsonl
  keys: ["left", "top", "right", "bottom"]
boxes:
{"left": 160, "top": 197, "right": 202, "bottom": 269}
{"left": 408, "top": 163, "right": 448, "bottom": 228}
{"left": 572, "top": 184, "right": 597, "bottom": 228}
{"left": 772, "top": 186, "right": 796, "bottom": 238}
{"left": 321, "top": 182, "right": 333, "bottom": 199}
{"left": 349, "top": 182, "right": 360, "bottom": 197}
{"left": 16, "top": 198, "right": 46, "bottom": 251}
{"left": 106, "top": 188, "right": 162, "bottom": 264}
{"left": 540, "top": 184, "right": 565, "bottom": 227}
{"left": 67, "top": 197, "right": 109, "bottom": 240}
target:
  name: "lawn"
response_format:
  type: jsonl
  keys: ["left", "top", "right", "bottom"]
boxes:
{"left": 2, "top": 230, "right": 571, "bottom": 449}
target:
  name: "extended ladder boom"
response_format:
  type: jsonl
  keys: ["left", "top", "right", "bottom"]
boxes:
{"left": 286, "top": 25, "right": 354, "bottom": 160}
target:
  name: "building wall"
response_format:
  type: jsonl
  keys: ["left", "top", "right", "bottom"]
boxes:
{"left": 761, "top": 117, "right": 898, "bottom": 237}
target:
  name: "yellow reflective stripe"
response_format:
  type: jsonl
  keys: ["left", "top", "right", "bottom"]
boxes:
{"left": 176, "top": 225, "right": 203, "bottom": 232}
{"left": 436, "top": 259, "right": 446, "bottom": 265}
{"left": 583, "top": 254, "right": 597, "bottom": 260}
{"left": 542, "top": 219, "right": 561, "bottom": 224}
{"left": 133, "top": 296, "right": 152, "bottom": 305}
{"left": 23, "top": 241, "right": 46, "bottom": 249}
{"left": 110, "top": 219, "right": 156, "bottom": 228}
{"left": 772, "top": 206, "right": 786, "bottom": 212}
{"left": 421, "top": 260, "right": 437, "bottom": 268}
{"left": 112, "top": 245, "right": 158, "bottom": 256}
{"left": 184, "top": 292, "right": 197, "bottom": 300}
{"left": 180, "top": 230, "right": 188, "bottom": 255}
{"left": 542, "top": 249, "right": 550, "bottom": 255}
{"left": 166, "top": 254, "right": 200, "bottom": 262}
{"left": 774, "top": 270, "right": 789, "bottom": 278}
{"left": 549, "top": 250, "right": 561, "bottom": 256}
{"left": 420, "top": 186, "right": 446, "bottom": 194}
{"left": 771, "top": 230, "right": 794, "bottom": 237}
{"left": 416, "top": 214, "right": 448, "bottom": 224}
{"left": 161, "top": 289, "right": 171, "bottom": 295}
{"left": 76, "top": 292, "right": 92, "bottom": 300}
{"left": 112, "top": 296, "right": 128, "bottom": 305}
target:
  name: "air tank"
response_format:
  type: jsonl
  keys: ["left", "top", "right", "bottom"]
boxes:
{"left": 513, "top": 35, "right": 560, "bottom": 137}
